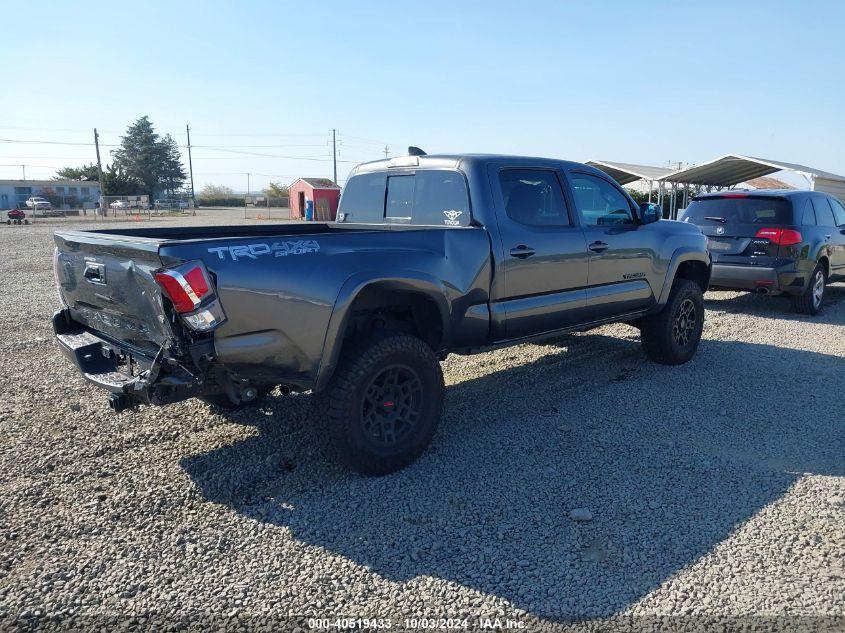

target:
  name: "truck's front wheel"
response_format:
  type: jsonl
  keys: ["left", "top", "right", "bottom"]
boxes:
{"left": 640, "top": 278, "right": 704, "bottom": 365}
{"left": 322, "top": 332, "right": 443, "bottom": 476}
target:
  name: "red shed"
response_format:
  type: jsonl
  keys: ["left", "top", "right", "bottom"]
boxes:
{"left": 289, "top": 178, "right": 341, "bottom": 221}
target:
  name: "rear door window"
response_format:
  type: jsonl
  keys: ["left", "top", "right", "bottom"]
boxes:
{"left": 801, "top": 200, "right": 817, "bottom": 225}
{"left": 499, "top": 169, "right": 569, "bottom": 226}
{"left": 813, "top": 198, "right": 837, "bottom": 227}
{"left": 682, "top": 196, "right": 792, "bottom": 225}
{"left": 826, "top": 197, "right": 845, "bottom": 226}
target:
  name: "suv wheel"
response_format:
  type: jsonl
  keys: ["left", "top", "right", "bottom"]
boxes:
{"left": 321, "top": 332, "right": 443, "bottom": 476}
{"left": 641, "top": 279, "right": 704, "bottom": 365}
{"left": 791, "top": 264, "right": 826, "bottom": 315}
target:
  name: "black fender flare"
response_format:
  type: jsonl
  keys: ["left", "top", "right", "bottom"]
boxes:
{"left": 657, "top": 247, "right": 712, "bottom": 307}
{"left": 313, "top": 271, "right": 451, "bottom": 392}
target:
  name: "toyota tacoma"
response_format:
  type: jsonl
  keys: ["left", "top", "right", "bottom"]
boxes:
{"left": 53, "top": 151, "right": 710, "bottom": 474}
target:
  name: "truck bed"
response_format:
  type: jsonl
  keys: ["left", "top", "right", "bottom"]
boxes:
{"left": 53, "top": 222, "right": 493, "bottom": 393}
{"left": 60, "top": 221, "right": 458, "bottom": 244}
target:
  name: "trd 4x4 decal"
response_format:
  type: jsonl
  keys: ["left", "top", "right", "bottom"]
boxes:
{"left": 208, "top": 240, "right": 320, "bottom": 261}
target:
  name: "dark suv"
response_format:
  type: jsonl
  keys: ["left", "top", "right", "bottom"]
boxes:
{"left": 681, "top": 190, "right": 845, "bottom": 314}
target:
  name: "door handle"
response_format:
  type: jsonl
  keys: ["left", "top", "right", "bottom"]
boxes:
{"left": 84, "top": 262, "right": 106, "bottom": 284}
{"left": 509, "top": 245, "right": 536, "bottom": 259}
{"left": 825, "top": 235, "right": 832, "bottom": 240}
{"left": 588, "top": 241, "right": 609, "bottom": 253}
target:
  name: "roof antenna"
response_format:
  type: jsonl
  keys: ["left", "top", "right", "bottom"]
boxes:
{"left": 408, "top": 146, "right": 427, "bottom": 157}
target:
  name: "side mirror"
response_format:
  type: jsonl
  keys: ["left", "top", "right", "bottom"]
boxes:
{"left": 639, "top": 202, "right": 661, "bottom": 224}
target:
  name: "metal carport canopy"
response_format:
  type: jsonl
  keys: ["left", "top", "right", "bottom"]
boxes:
{"left": 658, "top": 154, "right": 845, "bottom": 187}
{"left": 586, "top": 160, "right": 675, "bottom": 185}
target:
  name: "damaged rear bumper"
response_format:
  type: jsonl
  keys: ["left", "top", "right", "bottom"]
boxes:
{"left": 53, "top": 309, "right": 202, "bottom": 411}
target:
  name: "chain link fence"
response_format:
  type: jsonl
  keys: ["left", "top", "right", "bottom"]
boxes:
{"left": 243, "top": 196, "right": 291, "bottom": 220}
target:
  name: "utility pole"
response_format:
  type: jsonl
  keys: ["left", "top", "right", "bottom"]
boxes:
{"left": 94, "top": 128, "right": 106, "bottom": 214}
{"left": 243, "top": 172, "right": 251, "bottom": 220}
{"left": 384, "top": 145, "right": 389, "bottom": 159}
{"left": 21, "top": 165, "right": 25, "bottom": 180}
{"left": 186, "top": 124, "right": 196, "bottom": 212}
{"left": 331, "top": 128, "right": 338, "bottom": 185}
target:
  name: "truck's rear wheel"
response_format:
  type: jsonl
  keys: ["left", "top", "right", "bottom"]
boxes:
{"left": 322, "top": 332, "right": 443, "bottom": 476}
{"left": 640, "top": 278, "right": 704, "bottom": 365}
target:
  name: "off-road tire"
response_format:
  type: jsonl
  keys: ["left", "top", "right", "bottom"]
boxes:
{"left": 320, "top": 332, "right": 444, "bottom": 476}
{"left": 791, "top": 264, "right": 826, "bottom": 315}
{"left": 641, "top": 278, "right": 704, "bottom": 365}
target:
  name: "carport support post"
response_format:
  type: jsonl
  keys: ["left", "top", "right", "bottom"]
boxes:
{"left": 671, "top": 183, "right": 678, "bottom": 219}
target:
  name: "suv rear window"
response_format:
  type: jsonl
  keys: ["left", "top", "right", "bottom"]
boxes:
{"left": 682, "top": 196, "right": 792, "bottom": 225}
{"left": 339, "top": 170, "right": 469, "bottom": 226}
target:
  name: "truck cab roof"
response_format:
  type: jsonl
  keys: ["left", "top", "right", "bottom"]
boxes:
{"left": 350, "top": 153, "right": 606, "bottom": 177}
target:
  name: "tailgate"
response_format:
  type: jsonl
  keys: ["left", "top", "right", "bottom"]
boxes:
{"left": 682, "top": 195, "right": 793, "bottom": 263}
{"left": 701, "top": 222, "right": 779, "bottom": 261}
{"left": 54, "top": 231, "right": 173, "bottom": 351}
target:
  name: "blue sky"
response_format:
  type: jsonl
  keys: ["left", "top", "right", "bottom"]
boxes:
{"left": 1, "top": 0, "right": 843, "bottom": 190}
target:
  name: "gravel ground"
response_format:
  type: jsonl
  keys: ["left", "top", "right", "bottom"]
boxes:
{"left": 0, "top": 214, "right": 843, "bottom": 631}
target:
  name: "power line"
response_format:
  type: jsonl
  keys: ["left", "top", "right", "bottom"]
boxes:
{"left": 189, "top": 132, "right": 328, "bottom": 138}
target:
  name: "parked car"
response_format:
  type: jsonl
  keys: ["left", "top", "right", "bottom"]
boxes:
{"left": 681, "top": 190, "right": 845, "bottom": 314}
{"left": 109, "top": 200, "right": 130, "bottom": 210}
{"left": 6, "top": 209, "right": 28, "bottom": 225}
{"left": 25, "top": 196, "right": 52, "bottom": 211}
{"left": 52, "top": 152, "right": 710, "bottom": 474}
{"left": 155, "top": 199, "right": 188, "bottom": 210}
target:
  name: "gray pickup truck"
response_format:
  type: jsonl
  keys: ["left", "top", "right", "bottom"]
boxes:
{"left": 53, "top": 152, "right": 710, "bottom": 474}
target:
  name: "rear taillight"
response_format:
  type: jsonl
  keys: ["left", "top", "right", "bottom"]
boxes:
{"left": 755, "top": 228, "right": 802, "bottom": 246}
{"left": 154, "top": 263, "right": 212, "bottom": 313}
{"left": 154, "top": 261, "right": 226, "bottom": 331}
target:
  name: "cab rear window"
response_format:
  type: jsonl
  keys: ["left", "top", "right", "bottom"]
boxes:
{"left": 682, "top": 196, "right": 792, "bottom": 225}
{"left": 339, "top": 170, "right": 469, "bottom": 226}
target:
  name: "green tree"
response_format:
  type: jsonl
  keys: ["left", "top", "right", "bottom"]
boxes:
{"left": 54, "top": 163, "right": 99, "bottom": 181}
{"left": 54, "top": 162, "right": 140, "bottom": 196}
{"left": 159, "top": 133, "right": 187, "bottom": 196}
{"left": 199, "top": 184, "right": 234, "bottom": 199}
{"left": 112, "top": 116, "right": 185, "bottom": 198}
{"left": 103, "top": 164, "right": 141, "bottom": 196}
{"left": 264, "top": 182, "right": 289, "bottom": 198}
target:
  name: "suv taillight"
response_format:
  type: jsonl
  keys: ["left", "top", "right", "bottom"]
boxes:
{"left": 755, "top": 228, "right": 802, "bottom": 246}
{"left": 154, "top": 261, "right": 226, "bottom": 331}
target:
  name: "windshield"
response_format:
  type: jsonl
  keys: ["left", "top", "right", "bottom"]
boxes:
{"left": 682, "top": 196, "right": 793, "bottom": 226}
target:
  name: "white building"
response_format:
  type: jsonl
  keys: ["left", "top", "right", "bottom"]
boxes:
{"left": 0, "top": 179, "right": 101, "bottom": 210}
